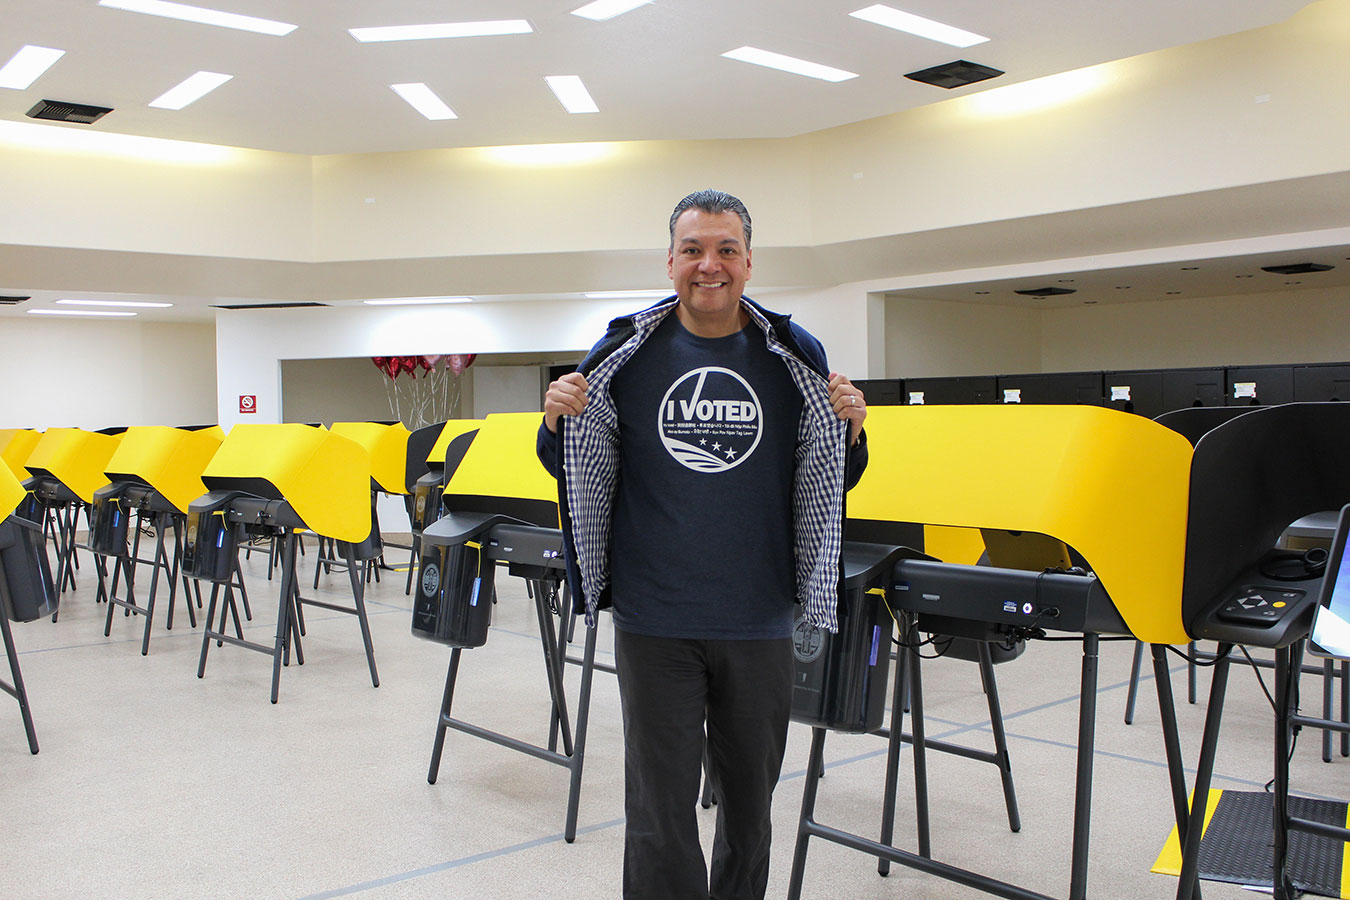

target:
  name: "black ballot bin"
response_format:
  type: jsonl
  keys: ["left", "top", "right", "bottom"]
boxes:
{"left": 0, "top": 515, "right": 57, "bottom": 622}
{"left": 792, "top": 543, "right": 921, "bottom": 733}
{"left": 412, "top": 470, "right": 444, "bottom": 534}
{"left": 183, "top": 491, "right": 240, "bottom": 583}
{"left": 412, "top": 539, "right": 495, "bottom": 648}
{"left": 88, "top": 483, "right": 130, "bottom": 557}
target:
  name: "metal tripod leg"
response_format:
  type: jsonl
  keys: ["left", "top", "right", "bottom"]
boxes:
{"left": 341, "top": 542, "right": 380, "bottom": 688}
{"left": 0, "top": 609, "right": 39, "bottom": 754}
{"left": 878, "top": 624, "right": 912, "bottom": 875}
{"left": 1150, "top": 644, "right": 1204, "bottom": 900}
{"left": 1067, "top": 633, "right": 1100, "bottom": 900}
{"left": 979, "top": 641, "right": 1022, "bottom": 833}
{"left": 1175, "top": 643, "right": 1232, "bottom": 900}
{"left": 270, "top": 532, "right": 299, "bottom": 704}
{"left": 427, "top": 647, "right": 463, "bottom": 784}
{"left": 1125, "top": 640, "right": 1145, "bottom": 724}
{"left": 787, "top": 726, "right": 829, "bottom": 900}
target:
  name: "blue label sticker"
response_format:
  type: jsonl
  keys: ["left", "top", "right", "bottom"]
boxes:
{"left": 869, "top": 624, "right": 881, "bottom": 667}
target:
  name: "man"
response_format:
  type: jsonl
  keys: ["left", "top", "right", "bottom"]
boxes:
{"left": 536, "top": 189, "right": 867, "bottom": 899}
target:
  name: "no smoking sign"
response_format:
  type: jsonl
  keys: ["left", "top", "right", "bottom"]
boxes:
{"left": 239, "top": 395, "right": 257, "bottom": 414}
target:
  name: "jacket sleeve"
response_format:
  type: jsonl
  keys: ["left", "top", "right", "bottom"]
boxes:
{"left": 844, "top": 426, "right": 868, "bottom": 490}
{"left": 536, "top": 418, "right": 559, "bottom": 478}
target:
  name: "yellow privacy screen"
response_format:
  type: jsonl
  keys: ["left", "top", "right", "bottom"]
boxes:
{"left": 24, "top": 428, "right": 121, "bottom": 503}
{"left": 849, "top": 404, "right": 1193, "bottom": 644}
{"left": 427, "top": 419, "right": 486, "bottom": 466}
{"left": 443, "top": 413, "right": 558, "bottom": 509}
{"left": 0, "top": 455, "right": 24, "bottom": 519}
{"left": 202, "top": 423, "right": 371, "bottom": 543}
{"left": 104, "top": 426, "right": 222, "bottom": 514}
{"left": 0, "top": 429, "right": 41, "bottom": 481}
{"left": 330, "top": 422, "right": 411, "bottom": 494}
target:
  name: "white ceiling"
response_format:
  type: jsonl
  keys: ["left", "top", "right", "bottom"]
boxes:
{"left": 1, "top": 0, "right": 1313, "bottom": 155}
{"left": 1, "top": 0, "right": 1339, "bottom": 324}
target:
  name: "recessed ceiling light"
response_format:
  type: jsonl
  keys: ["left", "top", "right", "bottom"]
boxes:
{"left": 0, "top": 45, "right": 65, "bottom": 91}
{"left": 973, "top": 291, "right": 990, "bottom": 295}
{"left": 29, "top": 308, "right": 137, "bottom": 317}
{"left": 362, "top": 297, "right": 473, "bottom": 306}
{"left": 722, "top": 47, "right": 858, "bottom": 83}
{"left": 391, "top": 83, "right": 457, "bottom": 120}
{"left": 1115, "top": 285, "right": 1131, "bottom": 289}
{"left": 571, "top": 0, "right": 651, "bottom": 21}
{"left": 545, "top": 76, "right": 599, "bottom": 114}
{"left": 56, "top": 299, "right": 173, "bottom": 308}
{"left": 1181, "top": 266, "right": 1199, "bottom": 270}
{"left": 149, "top": 71, "right": 232, "bottom": 110}
{"left": 97, "top": 0, "right": 297, "bottom": 36}
{"left": 849, "top": 5, "right": 989, "bottom": 48}
{"left": 349, "top": 20, "right": 533, "bottom": 42}
{"left": 1166, "top": 291, "right": 1181, "bottom": 295}
{"left": 584, "top": 290, "right": 669, "bottom": 299}
{"left": 1057, "top": 279, "right": 1075, "bottom": 283}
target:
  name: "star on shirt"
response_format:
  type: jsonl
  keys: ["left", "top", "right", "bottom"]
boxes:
{"left": 699, "top": 438, "right": 707, "bottom": 446}
{"left": 724, "top": 447, "right": 737, "bottom": 460}
{"left": 711, "top": 442, "right": 721, "bottom": 451}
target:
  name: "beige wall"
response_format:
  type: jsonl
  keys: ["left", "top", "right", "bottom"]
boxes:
{"left": 1041, "top": 285, "right": 1350, "bottom": 372}
{"left": 0, "top": 319, "right": 216, "bottom": 429}
{"left": 884, "top": 295, "right": 1042, "bottom": 378}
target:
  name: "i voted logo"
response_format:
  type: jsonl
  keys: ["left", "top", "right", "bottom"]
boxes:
{"left": 658, "top": 366, "right": 763, "bottom": 473}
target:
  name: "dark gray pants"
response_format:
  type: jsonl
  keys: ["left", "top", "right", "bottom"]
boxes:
{"left": 613, "top": 629, "right": 794, "bottom": 900}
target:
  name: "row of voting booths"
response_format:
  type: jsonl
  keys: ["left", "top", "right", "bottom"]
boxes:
{"left": 0, "top": 418, "right": 495, "bottom": 751}
{"left": 854, "top": 358, "right": 1350, "bottom": 418}
{"left": 7, "top": 396, "right": 1350, "bottom": 899}
{"left": 396, "top": 400, "right": 1350, "bottom": 900}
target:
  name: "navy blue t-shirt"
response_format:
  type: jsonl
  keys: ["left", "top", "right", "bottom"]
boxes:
{"left": 607, "top": 314, "right": 803, "bottom": 639}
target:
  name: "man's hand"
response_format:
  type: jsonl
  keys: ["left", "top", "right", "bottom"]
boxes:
{"left": 544, "top": 372, "right": 590, "bottom": 433}
{"left": 827, "top": 372, "right": 866, "bottom": 446}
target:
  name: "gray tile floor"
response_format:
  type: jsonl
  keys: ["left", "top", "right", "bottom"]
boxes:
{"left": 2, "top": 532, "right": 1348, "bottom": 899}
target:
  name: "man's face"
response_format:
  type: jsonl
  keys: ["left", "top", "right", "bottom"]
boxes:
{"left": 667, "top": 209, "right": 752, "bottom": 319}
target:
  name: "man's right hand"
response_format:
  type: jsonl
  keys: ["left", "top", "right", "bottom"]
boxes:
{"left": 543, "top": 371, "right": 590, "bottom": 433}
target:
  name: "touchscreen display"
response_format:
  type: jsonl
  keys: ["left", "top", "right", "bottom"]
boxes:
{"left": 1311, "top": 532, "right": 1350, "bottom": 660}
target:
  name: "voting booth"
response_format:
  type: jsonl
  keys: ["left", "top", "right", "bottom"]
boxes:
{"left": 89, "top": 426, "right": 222, "bottom": 654}
{"left": 415, "top": 413, "right": 599, "bottom": 843}
{"left": 787, "top": 404, "right": 1194, "bottom": 900}
{"left": 23, "top": 428, "right": 120, "bottom": 598}
{"left": 0, "top": 460, "right": 56, "bottom": 753}
{"left": 185, "top": 424, "right": 378, "bottom": 703}
{"left": 317, "top": 422, "right": 412, "bottom": 587}
{"left": 404, "top": 420, "right": 482, "bottom": 595}
{"left": 1156, "top": 403, "right": 1350, "bottom": 900}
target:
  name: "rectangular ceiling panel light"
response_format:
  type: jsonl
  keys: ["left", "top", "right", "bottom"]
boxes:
{"left": 721, "top": 47, "right": 857, "bottom": 82}
{"left": 29, "top": 308, "right": 137, "bottom": 317}
{"left": 97, "top": 0, "right": 297, "bottom": 36}
{"left": 349, "top": 20, "right": 532, "bottom": 42}
{"left": 571, "top": 0, "right": 651, "bottom": 21}
{"left": 149, "top": 71, "right": 232, "bottom": 109}
{"left": 391, "top": 83, "right": 457, "bottom": 120}
{"left": 545, "top": 75, "right": 599, "bottom": 113}
{"left": 57, "top": 298, "right": 173, "bottom": 308}
{"left": 0, "top": 45, "right": 66, "bottom": 90}
{"left": 849, "top": 5, "right": 989, "bottom": 48}
{"left": 362, "top": 296, "right": 472, "bottom": 305}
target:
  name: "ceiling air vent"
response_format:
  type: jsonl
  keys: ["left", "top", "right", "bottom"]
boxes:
{"left": 26, "top": 99, "right": 113, "bottom": 125}
{"left": 0, "top": 296, "right": 32, "bottom": 306}
{"left": 1260, "top": 263, "right": 1334, "bottom": 275}
{"left": 904, "top": 60, "right": 1004, "bottom": 90}
{"left": 1014, "top": 286, "right": 1076, "bottom": 297}
{"left": 210, "top": 302, "right": 330, "bottom": 310}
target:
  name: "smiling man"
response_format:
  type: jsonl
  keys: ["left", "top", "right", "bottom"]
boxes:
{"left": 537, "top": 189, "right": 868, "bottom": 900}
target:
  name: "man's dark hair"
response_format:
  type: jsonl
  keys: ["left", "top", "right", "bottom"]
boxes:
{"left": 668, "top": 190, "right": 752, "bottom": 250}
